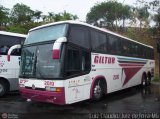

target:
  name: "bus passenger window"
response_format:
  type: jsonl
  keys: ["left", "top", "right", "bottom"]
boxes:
{"left": 65, "top": 47, "right": 91, "bottom": 76}
{"left": 108, "top": 35, "right": 120, "bottom": 55}
{"left": 82, "top": 51, "right": 90, "bottom": 72}
{"left": 66, "top": 47, "right": 81, "bottom": 76}
{"left": 0, "top": 46, "right": 9, "bottom": 55}
{"left": 69, "top": 26, "right": 89, "bottom": 49}
{"left": 91, "top": 30, "right": 107, "bottom": 53}
{"left": 122, "top": 40, "right": 129, "bottom": 56}
{"left": 12, "top": 49, "right": 21, "bottom": 56}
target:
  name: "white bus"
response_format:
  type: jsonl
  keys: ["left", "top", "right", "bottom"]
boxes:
{"left": 0, "top": 31, "right": 26, "bottom": 96}
{"left": 18, "top": 21, "right": 154, "bottom": 105}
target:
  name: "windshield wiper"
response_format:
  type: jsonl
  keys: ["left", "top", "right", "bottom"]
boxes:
{"left": 33, "top": 55, "right": 45, "bottom": 79}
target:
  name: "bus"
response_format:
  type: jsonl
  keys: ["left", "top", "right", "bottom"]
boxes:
{"left": 18, "top": 21, "right": 154, "bottom": 105}
{"left": 0, "top": 31, "right": 26, "bottom": 96}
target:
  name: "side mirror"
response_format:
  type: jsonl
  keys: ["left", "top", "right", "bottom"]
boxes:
{"left": 52, "top": 37, "right": 67, "bottom": 59}
{"left": 7, "top": 44, "right": 21, "bottom": 61}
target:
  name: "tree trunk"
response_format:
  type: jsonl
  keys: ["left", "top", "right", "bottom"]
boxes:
{"left": 123, "top": 17, "right": 125, "bottom": 32}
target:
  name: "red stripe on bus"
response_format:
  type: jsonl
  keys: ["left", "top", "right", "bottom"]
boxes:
{"left": 122, "top": 67, "right": 143, "bottom": 86}
{"left": 19, "top": 87, "right": 65, "bottom": 105}
{"left": 119, "top": 63, "right": 144, "bottom": 67}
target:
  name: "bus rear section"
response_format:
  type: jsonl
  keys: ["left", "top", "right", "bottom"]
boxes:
{"left": 0, "top": 31, "right": 26, "bottom": 96}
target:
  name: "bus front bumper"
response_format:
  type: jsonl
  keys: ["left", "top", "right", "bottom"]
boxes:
{"left": 19, "top": 88, "right": 65, "bottom": 105}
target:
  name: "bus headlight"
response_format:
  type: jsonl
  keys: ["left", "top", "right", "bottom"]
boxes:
{"left": 45, "top": 86, "right": 61, "bottom": 92}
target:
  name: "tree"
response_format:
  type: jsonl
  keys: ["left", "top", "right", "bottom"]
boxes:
{"left": 154, "top": 8, "right": 160, "bottom": 28}
{"left": 86, "top": 1, "right": 131, "bottom": 30}
{"left": 121, "top": 5, "right": 131, "bottom": 30}
{"left": 44, "top": 11, "right": 78, "bottom": 23}
{"left": 0, "top": 5, "right": 9, "bottom": 27}
{"left": 137, "top": 7, "right": 149, "bottom": 29}
{"left": 33, "top": 10, "right": 43, "bottom": 22}
{"left": 86, "top": 1, "right": 117, "bottom": 27}
{"left": 41, "top": 15, "right": 47, "bottom": 22}
{"left": 46, "top": 12, "right": 55, "bottom": 22}
{"left": 150, "top": 0, "right": 160, "bottom": 28}
{"left": 59, "top": 11, "right": 78, "bottom": 21}
{"left": 10, "top": 3, "right": 34, "bottom": 25}
{"left": 1, "top": 3, "right": 79, "bottom": 34}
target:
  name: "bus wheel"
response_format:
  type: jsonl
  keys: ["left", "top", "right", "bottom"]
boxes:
{"left": 0, "top": 80, "right": 8, "bottom": 97}
{"left": 92, "top": 80, "right": 103, "bottom": 101}
{"left": 141, "top": 75, "right": 147, "bottom": 87}
{"left": 147, "top": 75, "right": 151, "bottom": 86}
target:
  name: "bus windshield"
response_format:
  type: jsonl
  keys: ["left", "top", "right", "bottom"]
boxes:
{"left": 24, "top": 24, "right": 67, "bottom": 45}
{"left": 19, "top": 24, "right": 68, "bottom": 79}
{"left": 19, "top": 44, "right": 63, "bottom": 79}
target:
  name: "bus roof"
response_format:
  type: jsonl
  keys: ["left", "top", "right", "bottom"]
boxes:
{"left": 0, "top": 31, "right": 26, "bottom": 38}
{"left": 29, "top": 20, "right": 153, "bottom": 49}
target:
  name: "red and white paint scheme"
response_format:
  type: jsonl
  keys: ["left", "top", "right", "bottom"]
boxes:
{"left": 18, "top": 21, "right": 155, "bottom": 105}
{"left": 0, "top": 31, "right": 26, "bottom": 96}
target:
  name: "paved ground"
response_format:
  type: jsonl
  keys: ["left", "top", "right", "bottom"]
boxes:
{"left": 0, "top": 83, "right": 160, "bottom": 119}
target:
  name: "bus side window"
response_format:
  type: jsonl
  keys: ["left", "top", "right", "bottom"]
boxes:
{"left": 82, "top": 50, "right": 90, "bottom": 72}
{"left": 108, "top": 35, "right": 120, "bottom": 55}
{"left": 65, "top": 46, "right": 91, "bottom": 76}
{"left": 66, "top": 46, "right": 81, "bottom": 76}
{"left": 12, "top": 49, "right": 21, "bottom": 56}
{"left": 91, "top": 30, "right": 107, "bottom": 53}
{"left": 69, "top": 25, "right": 90, "bottom": 49}
{"left": 0, "top": 46, "right": 9, "bottom": 55}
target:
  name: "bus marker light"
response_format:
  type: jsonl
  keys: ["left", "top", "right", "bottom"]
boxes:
{"left": 52, "top": 49, "right": 60, "bottom": 59}
{"left": 56, "top": 88, "right": 61, "bottom": 92}
{"left": 7, "top": 55, "right": 10, "bottom": 61}
{"left": 45, "top": 86, "right": 61, "bottom": 92}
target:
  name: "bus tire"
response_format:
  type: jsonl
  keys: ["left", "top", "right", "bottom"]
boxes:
{"left": 91, "top": 80, "right": 104, "bottom": 101}
{"left": 141, "top": 74, "right": 147, "bottom": 87}
{"left": 0, "top": 80, "right": 8, "bottom": 97}
{"left": 147, "top": 74, "right": 151, "bottom": 86}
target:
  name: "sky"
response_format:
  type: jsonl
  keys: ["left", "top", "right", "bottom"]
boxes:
{"left": 0, "top": 0, "right": 154, "bottom": 21}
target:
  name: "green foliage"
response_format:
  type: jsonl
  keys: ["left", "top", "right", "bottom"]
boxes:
{"left": 136, "top": 7, "right": 149, "bottom": 28}
{"left": 44, "top": 11, "right": 78, "bottom": 23}
{"left": 153, "top": 75, "right": 160, "bottom": 82}
{"left": 86, "top": 1, "right": 132, "bottom": 30}
{"left": 137, "top": 7, "right": 149, "bottom": 20}
{"left": 6, "top": 25, "right": 27, "bottom": 34}
{"left": 33, "top": 10, "right": 43, "bottom": 22}
{"left": 10, "top": 3, "right": 34, "bottom": 25}
{"left": 121, "top": 5, "right": 131, "bottom": 27}
{"left": 6, "top": 22, "right": 43, "bottom": 34}
{"left": 154, "top": 8, "right": 160, "bottom": 27}
{"left": 125, "top": 28, "right": 139, "bottom": 41}
{"left": 0, "top": 5, "right": 9, "bottom": 26}
{"left": 0, "top": 3, "right": 78, "bottom": 34}
{"left": 87, "top": 1, "right": 117, "bottom": 26}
